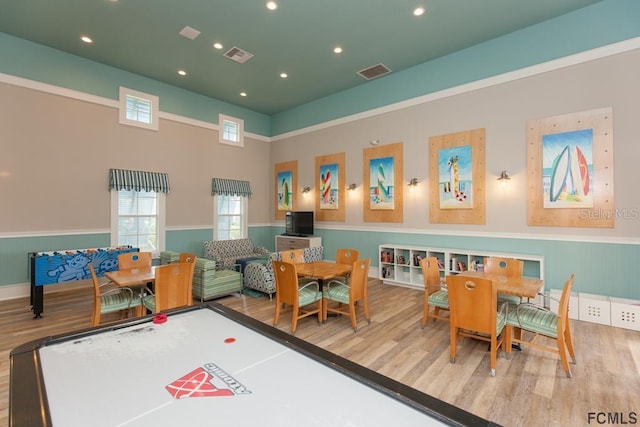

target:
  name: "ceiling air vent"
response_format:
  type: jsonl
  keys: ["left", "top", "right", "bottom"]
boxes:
{"left": 357, "top": 63, "right": 391, "bottom": 80}
{"left": 178, "top": 26, "right": 201, "bottom": 40}
{"left": 223, "top": 47, "right": 254, "bottom": 64}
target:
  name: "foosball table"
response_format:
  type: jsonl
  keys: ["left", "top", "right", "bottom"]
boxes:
{"left": 29, "top": 246, "right": 138, "bottom": 318}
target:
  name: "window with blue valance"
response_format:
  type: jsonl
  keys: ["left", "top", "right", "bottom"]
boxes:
{"left": 109, "top": 168, "right": 170, "bottom": 193}
{"left": 211, "top": 178, "right": 252, "bottom": 197}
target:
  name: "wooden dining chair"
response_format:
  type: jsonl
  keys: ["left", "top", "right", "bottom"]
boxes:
{"left": 336, "top": 248, "right": 359, "bottom": 265}
{"left": 446, "top": 274, "right": 507, "bottom": 376}
{"left": 117, "top": 251, "right": 152, "bottom": 270}
{"left": 89, "top": 264, "right": 142, "bottom": 326}
{"left": 142, "top": 263, "right": 193, "bottom": 313}
{"left": 420, "top": 257, "right": 449, "bottom": 328}
{"left": 332, "top": 248, "right": 360, "bottom": 284}
{"left": 280, "top": 249, "right": 305, "bottom": 264}
{"left": 323, "top": 258, "right": 371, "bottom": 332}
{"left": 484, "top": 257, "right": 524, "bottom": 306}
{"left": 178, "top": 253, "right": 197, "bottom": 300}
{"left": 272, "top": 260, "right": 323, "bottom": 334}
{"left": 505, "top": 274, "right": 577, "bottom": 378}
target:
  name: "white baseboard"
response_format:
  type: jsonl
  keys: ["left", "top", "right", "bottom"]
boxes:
{"left": 0, "top": 281, "right": 91, "bottom": 302}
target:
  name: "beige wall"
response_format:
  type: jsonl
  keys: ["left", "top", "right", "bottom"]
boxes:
{"left": 0, "top": 83, "right": 271, "bottom": 233}
{"left": 271, "top": 48, "right": 640, "bottom": 239}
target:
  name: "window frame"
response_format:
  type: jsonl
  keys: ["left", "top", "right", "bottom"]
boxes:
{"left": 218, "top": 114, "right": 244, "bottom": 147}
{"left": 110, "top": 189, "right": 166, "bottom": 257}
{"left": 118, "top": 86, "right": 159, "bottom": 131}
{"left": 213, "top": 193, "right": 248, "bottom": 240}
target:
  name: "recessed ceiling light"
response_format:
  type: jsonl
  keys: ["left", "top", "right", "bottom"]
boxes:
{"left": 240, "top": 92, "right": 247, "bottom": 97}
{"left": 280, "top": 73, "right": 288, "bottom": 79}
{"left": 213, "top": 42, "right": 223, "bottom": 50}
{"left": 178, "top": 70, "right": 187, "bottom": 76}
{"left": 413, "top": 6, "right": 426, "bottom": 16}
{"left": 333, "top": 46, "right": 343, "bottom": 54}
{"left": 81, "top": 36, "right": 93, "bottom": 44}
{"left": 266, "top": 1, "right": 278, "bottom": 10}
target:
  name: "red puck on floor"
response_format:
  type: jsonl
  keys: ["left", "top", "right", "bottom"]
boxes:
{"left": 153, "top": 313, "right": 167, "bottom": 324}
{"left": 224, "top": 337, "right": 236, "bottom": 344}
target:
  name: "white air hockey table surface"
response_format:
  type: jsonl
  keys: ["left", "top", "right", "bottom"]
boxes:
{"left": 10, "top": 303, "right": 496, "bottom": 427}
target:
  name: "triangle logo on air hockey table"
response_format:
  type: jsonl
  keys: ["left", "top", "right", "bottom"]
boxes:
{"left": 166, "top": 363, "right": 252, "bottom": 399}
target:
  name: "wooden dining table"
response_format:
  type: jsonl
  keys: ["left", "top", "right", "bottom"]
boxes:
{"left": 455, "top": 270, "right": 544, "bottom": 299}
{"left": 105, "top": 266, "right": 157, "bottom": 288}
{"left": 295, "top": 261, "right": 351, "bottom": 284}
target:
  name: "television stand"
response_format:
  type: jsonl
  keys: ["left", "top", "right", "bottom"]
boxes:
{"left": 275, "top": 235, "right": 322, "bottom": 251}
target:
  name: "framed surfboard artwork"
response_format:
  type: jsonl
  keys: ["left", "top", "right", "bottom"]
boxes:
{"left": 527, "top": 107, "right": 614, "bottom": 228}
{"left": 363, "top": 142, "right": 404, "bottom": 223}
{"left": 543, "top": 129, "right": 593, "bottom": 209}
{"left": 274, "top": 160, "right": 297, "bottom": 220}
{"left": 315, "top": 152, "right": 345, "bottom": 222}
{"left": 319, "top": 162, "right": 339, "bottom": 210}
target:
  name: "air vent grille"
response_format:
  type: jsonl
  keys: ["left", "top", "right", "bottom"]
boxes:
{"left": 178, "top": 26, "right": 201, "bottom": 40}
{"left": 223, "top": 47, "right": 254, "bottom": 64}
{"left": 357, "top": 63, "right": 391, "bottom": 80}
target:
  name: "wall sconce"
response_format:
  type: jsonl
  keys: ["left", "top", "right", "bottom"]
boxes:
{"left": 408, "top": 178, "right": 419, "bottom": 187}
{"left": 301, "top": 186, "right": 311, "bottom": 194}
{"left": 497, "top": 171, "right": 511, "bottom": 187}
{"left": 347, "top": 183, "right": 357, "bottom": 191}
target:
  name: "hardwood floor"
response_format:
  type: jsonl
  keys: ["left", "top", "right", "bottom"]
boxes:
{"left": 1, "top": 280, "right": 639, "bottom": 426}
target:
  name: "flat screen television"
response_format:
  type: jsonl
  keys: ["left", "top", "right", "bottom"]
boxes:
{"left": 285, "top": 211, "right": 314, "bottom": 236}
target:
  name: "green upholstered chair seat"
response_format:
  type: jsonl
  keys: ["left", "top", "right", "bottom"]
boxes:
{"left": 506, "top": 306, "right": 558, "bottom": 338}
{"left": 460, "top": 313, "right": 506, "bottom": 337}
{"left": 100, "top": 291, "right": 140, "bottom": 314}
{"left": 142, "top": 294, "right": 156, "bottom": 312}
{"left": 428, "top": 289, "right": 449, "bottom": 309}
{"left": 298, "top": 284, "right": 322, "bottom": 306}
{"left": 498, "top": 293, "right": 521, "bottom": 305}
{"left": 325, "top": 281, "right": 350, "bottom": 304}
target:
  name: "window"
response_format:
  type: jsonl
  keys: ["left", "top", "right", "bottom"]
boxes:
{"left": 119, "top": 87, "right": 159, "bottom": 131}
{"left": 218, "top": 114, "right": 244, "bottom": 147}
{"left": 109, "top": 168, "right": 169, "bottom": 255}
{"left": 111, "top": 190, "right": 165, "bottom": 254}
{"left": 214, "top": 194, "right": 247, "bottom": 240}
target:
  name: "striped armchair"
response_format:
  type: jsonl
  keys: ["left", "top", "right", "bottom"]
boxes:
{"left": 244, "top": 247, "right": 324, "bottom": 297}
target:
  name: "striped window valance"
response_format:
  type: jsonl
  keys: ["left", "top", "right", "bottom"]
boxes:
{"left": 109, "top": 168, "right": 170, "bottom": 193}
{"left": 211, "top": 178, "right": 252, "bottom": 197}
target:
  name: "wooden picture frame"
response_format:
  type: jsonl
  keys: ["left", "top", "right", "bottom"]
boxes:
{"left": 363, "top": 142, "right": 403, "bottom": 223}
{"left": 315, "top": 152, "right": 345, "bottom": 222}
{"left": 527, "top": 107, "right": 614, "bottom": 228}
{"left": 274, "top": 160, "right": 297, "bottom": 220}
{"left": 429, "top": 129, "right": 486, "bottom": 224}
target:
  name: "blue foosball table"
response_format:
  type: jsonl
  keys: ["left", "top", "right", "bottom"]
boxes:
{"left": 29, "top": 246, "right": 138, "bottom": 318}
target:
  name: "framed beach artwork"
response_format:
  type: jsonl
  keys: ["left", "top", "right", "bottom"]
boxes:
{"left": 363, "top": 142, "right": 403, "bottom": 223}
{"left": 274, "top": 160, "right": 297, "bottom": 220}
{"left": 438, "top": 145, "right": 474, "bottom": 209}
{"left": 315, "top": 152, "right": 345, "bottom": 222}
{"left": 429, "top": 129, "right": 486, "bottom": 224}
{"left": 527, "top": 107, "right": 614, "bottom": 227}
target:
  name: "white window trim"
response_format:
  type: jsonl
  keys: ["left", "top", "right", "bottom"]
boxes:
{"left": 218, "top": 113, "right": 244, "bottom": 147}
{"left": 110, "top": 190, "right": 166, "bottom": 257}
{"left": 119, "top": 86, "right": 159, "bottom": 131}
{"left": 213, "top": 194, "right": 248, "bottom": 240}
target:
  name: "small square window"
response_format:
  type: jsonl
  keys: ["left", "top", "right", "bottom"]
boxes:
{"left": 219, "top": 114, "right": 244, "bottom": 147}
{"left": 119, "top": 87, "right": 159, "bottom": 131}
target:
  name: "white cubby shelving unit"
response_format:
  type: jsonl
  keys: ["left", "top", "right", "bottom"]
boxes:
{"left": 378, "top": 244, "right": 545, "bottom": 305}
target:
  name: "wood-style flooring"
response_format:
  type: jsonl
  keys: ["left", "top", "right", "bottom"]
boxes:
{"left": 1, "top": 279, "right": 639, "bottom": 426}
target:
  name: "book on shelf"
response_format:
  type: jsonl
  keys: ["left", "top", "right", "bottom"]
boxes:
{"left": 436, "top": 259, "right": 444, "bottom": 269}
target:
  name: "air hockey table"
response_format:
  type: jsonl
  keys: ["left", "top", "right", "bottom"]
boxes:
{"left": 10, "top": 303, "right": 496, "bottom": 427}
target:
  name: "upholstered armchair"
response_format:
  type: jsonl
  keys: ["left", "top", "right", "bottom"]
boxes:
{"left": 244, "top": 247, "right": 324, "bottom": 297}
{"left": 203, "top": 238, "right": 269, "bottom": 271}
